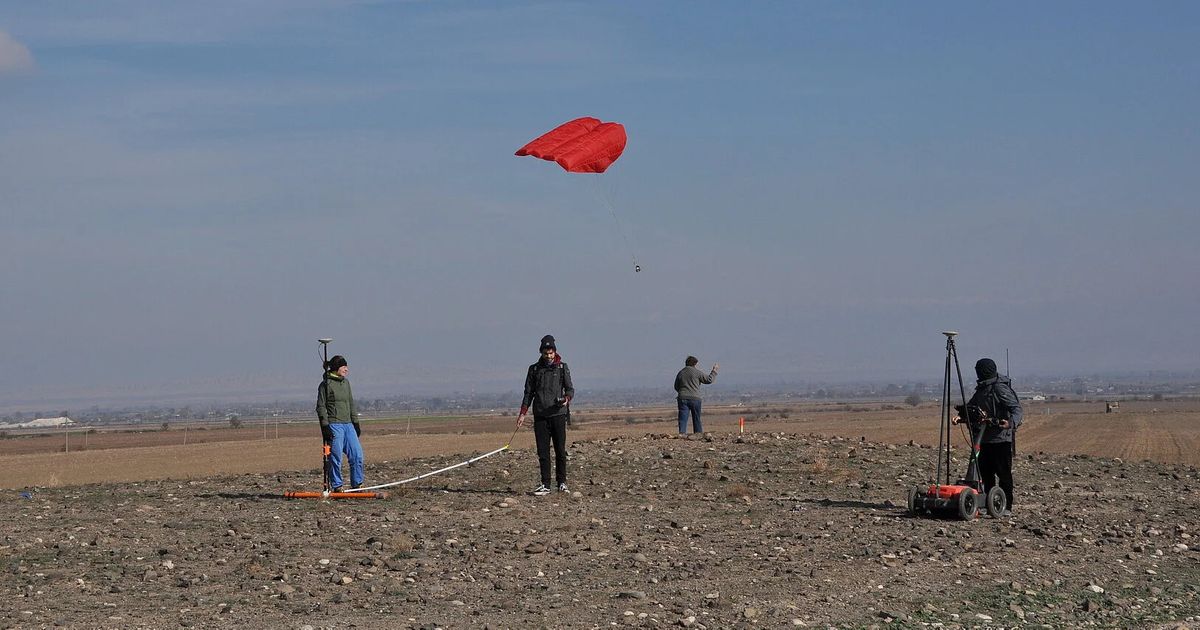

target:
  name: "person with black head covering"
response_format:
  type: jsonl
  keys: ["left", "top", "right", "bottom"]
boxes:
{"left": 955, "top": 357, "right": 1023, "bottom": 516}
{"left": 516, "top": 335, "right": 575, "bottom": 496}
{"left": 316, "top": 355, "right": 365, "bottom": 492}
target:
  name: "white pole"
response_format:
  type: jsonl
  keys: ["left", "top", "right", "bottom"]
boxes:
{"left": 345, "top": 445, "right": 509, "bottom": 492}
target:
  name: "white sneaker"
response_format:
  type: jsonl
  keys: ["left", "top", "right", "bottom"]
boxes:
{"left": 532, "top": 484, "right": 551, "bottom": 496}
{"left": 558, "top": 483, "right": 569, "bottom": 493}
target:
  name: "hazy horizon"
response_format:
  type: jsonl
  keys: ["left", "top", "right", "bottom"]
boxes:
{"left": 3, "top": 3, "right": 1198, "bottom": 411}
{"left": 4, "top": 363, "right": 1197, "bottom": 416}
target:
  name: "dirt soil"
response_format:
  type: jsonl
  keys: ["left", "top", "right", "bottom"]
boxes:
{"left": 4, "top": 426, "right": 1199, "bottom": 629}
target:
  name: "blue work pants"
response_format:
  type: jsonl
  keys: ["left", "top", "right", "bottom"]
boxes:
{"left": 328, "top": 423, "right": 364, "bottom": 489}
{"left": 677, "top": 397, "right": 703, "bottom": 434}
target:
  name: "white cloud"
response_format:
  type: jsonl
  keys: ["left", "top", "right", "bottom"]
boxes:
{"left": 2, "top": 1, "right": 383, "bottom": 47}
{"left": 0, "top": 30, "right": 35, "bottom": 74}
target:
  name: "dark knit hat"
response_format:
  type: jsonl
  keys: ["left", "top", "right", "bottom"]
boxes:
{"left": 975, "top": 358, "right": 998, "bottom": 380}
{"left": 327, "top": 355, "right": 348, "bottom": 371}
{"left": 539, "top": 335, "right": 556, "bottom": 351}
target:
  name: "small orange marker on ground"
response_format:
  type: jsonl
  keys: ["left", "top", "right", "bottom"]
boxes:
{"left": 739, "top": 416, "right": 745, "bottom": 433}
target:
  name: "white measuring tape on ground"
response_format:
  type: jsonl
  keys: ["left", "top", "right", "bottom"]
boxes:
{"left": 343, "top": 444, "right": 511, "bottom": 493}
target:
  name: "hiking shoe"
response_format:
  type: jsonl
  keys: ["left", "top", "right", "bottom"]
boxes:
{"left": 351, "top": 484, "right": 362, "bottom": 490}
{"left": 532, "top": 484, "right": 551, "bottom": 496}
{"left": 330, "top": 487, "right": 344, "bottom": 493}
{"left": 558, "top": 483, "right": 569, "bottom": 493}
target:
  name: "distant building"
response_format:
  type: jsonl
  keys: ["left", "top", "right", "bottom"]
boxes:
{"left": 0, "top": 416, "right": 75, "bottom": 430}
{"left": 1105, "top": 401, "right": 1120, "bottom": 414}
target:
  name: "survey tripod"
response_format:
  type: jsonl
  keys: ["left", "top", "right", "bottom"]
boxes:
{"left": 907, "top": 331, "right": 1007, "bottom": 520}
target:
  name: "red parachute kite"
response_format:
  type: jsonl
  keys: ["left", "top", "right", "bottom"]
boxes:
{"left": 515, "top": 117, "right": 627, "bottom": 173}
{"left": 515, "top": 116, "right": 639, "bottom": 271}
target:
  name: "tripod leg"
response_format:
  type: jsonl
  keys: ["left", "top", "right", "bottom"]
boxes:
{"left": 943, "top": 343, "right": 952, "bottom": 484}
{"left": 951, "top": 341, "right": 969, "bottom": 410}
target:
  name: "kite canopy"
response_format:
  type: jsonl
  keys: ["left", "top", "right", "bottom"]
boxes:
{"left": 515, "top": 117, "right": 627, "bottom": 173}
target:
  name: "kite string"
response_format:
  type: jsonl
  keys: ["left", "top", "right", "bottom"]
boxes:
{"left": 588, "top": 176, "right": 639, "bottom": 270}
{"left": 505, "top": 420, "right": 521, "bottom": 448}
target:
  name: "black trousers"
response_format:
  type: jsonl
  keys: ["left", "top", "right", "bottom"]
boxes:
{"left": 534, "top": 414, "right": 569, "bottom": 486}
{"left": 979, "top": 441, "right": 1015, "bottom": 509}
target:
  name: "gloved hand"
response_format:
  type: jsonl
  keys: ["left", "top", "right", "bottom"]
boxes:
{"left": 353, "top": 422, "right": 362, "bottom": 437}
{"left": 321, "top": 425, "right": 334, "bottom": 444}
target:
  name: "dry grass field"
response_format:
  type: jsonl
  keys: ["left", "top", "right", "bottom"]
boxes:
{"left": 3, "top": 399, "right": 1197, "bottom": 490}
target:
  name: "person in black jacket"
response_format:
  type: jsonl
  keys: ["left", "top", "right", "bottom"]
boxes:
{"left": 954, "top": 358, "right": 1023, "bottom": 516}
{"left": 517, "top": 335, "right": 575, "bottom": 496}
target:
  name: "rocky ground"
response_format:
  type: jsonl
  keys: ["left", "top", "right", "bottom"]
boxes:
{"left": 4, "top": 430, "right": 1199, "bottom": 629}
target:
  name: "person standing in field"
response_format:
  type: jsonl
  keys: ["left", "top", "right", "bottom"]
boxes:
{"left": 517, "top": 335, "right": 574, "bottom": 496}
{"left": 316, "top": 355, "right": 364, "bottom": 492}
{"left": 674, "top": 356, "right": 718, "bottom": 435}
{"left": 954, "top": 357, "right": 1022, "bottom": 516}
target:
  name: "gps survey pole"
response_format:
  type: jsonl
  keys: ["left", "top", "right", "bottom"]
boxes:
{"left": 319, "top": 338, "right": 333, "bottom": 493}
{"left": 319, "top": 338, "right": 333, "bottom": 372}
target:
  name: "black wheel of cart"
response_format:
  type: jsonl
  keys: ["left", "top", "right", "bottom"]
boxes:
{"left": 956, "top": 487, "right": 978, "bottom": 521}
{"left": 907, "top": 486, "right": 923, "bottom": 515}
{"left": 985, "top": 486, "right": 1007, "bottom": 518}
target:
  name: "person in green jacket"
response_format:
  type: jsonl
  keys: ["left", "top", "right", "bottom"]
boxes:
{"left": 316, "top": 355, "right": 363, "bottom": 491}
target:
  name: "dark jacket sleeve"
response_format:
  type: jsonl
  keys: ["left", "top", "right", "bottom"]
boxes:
{"left": 316, "top": 381, "right": 329, "bottom": 427}
{"left": 348, "top": 381, "right": 357, "bottom": 425}
{"left": 700, "top": 368, "right": 716, "bottom": 385}
{"left": 562, "top": 363, "right": 574, "bottom": 401}
{"left": 998, "top": 383, "right": 1023, "bottom": 429}
{"left": 521, "top": 365, "right": 535, "bottom": 411}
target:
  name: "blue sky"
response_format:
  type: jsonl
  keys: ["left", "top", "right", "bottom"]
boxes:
{"left": 1, "top": 2, "right": 1198, "bottom": 406}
